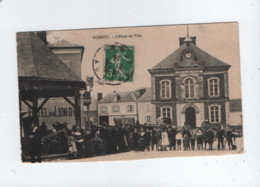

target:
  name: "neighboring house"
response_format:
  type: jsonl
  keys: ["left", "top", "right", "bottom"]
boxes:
{"left": 149, "top": 35, "right": 232, "bottom": 128}
{"left": 229, "top": 99, "right": 242, "bottom": 126}
{"left": 98, "top": 91, "right": 140, "bottom": 126}
{"left": 137, "top": 88, "right": 156, "bottom": 125}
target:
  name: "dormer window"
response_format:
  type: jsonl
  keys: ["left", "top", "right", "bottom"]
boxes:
{"left": 160, "top": 79, "right": 171, "bottom": 99}
{"left": 208, "top": 77, "right": 220, "bottom": 97}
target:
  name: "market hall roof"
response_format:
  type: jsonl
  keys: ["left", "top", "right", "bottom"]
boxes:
{"left": 17, "top": 32, "right": 84, "bottom": 81}
{"left": 149, "top": 38, "right": 231, "bottom": 72}
{"left": 17, "top": 32, "right": 86, "bottom": 99}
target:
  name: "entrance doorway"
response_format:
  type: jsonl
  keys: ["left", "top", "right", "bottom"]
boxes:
{"left": 185, "top": 107, "right": 196, "bottom": 129}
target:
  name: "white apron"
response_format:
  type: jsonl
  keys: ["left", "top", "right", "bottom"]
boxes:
{"left": 161, "top": 132, "right": 169, "bottom": 146}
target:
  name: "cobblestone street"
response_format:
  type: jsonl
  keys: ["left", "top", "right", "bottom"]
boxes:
{"left": 49, "top": 137, "right": 243, "bottom": 163}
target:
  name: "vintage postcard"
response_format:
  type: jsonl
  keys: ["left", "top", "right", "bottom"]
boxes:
{"left": 17, "top": 22, "right": 243, "bottom": 163}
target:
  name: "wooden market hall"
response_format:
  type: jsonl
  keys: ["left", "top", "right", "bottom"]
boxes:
{"left": 17, "top": 32, "right": 86, "bottom": 138}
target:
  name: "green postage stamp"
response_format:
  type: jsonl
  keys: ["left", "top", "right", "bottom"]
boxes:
{"left": 92, "top": 43, "right": 134, "bottom": 85}
{"left": 104, "top": 44, "right": 134, "bottom": 82}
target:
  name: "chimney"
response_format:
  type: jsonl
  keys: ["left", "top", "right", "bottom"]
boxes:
{"left": 179, "top": 36, "right": 196, "bottom": 46}
{"left": 97, "top": 93, "right": 102, "bottom": 101}
{"left": 36, "top": 31, "right": 48, "bottom": 45}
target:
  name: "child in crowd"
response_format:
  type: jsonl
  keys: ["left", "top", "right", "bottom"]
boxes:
{"left": 139, "top": 127, "right": 145, "bottom": 151}
{"left": 161, "top": 129, "right": 169, "bottom": 151}
{"left": 176, "top": 131, "right": 182, "bottom": 150}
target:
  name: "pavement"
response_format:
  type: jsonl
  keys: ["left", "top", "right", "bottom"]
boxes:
{"left": 47, "top": 137, "right": 244, "bottom": 163}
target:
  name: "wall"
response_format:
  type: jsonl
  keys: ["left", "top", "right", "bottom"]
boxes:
{"left": 137, "top": 102, "right": 156, "bottom": 125}
{"left": 21, "top": 97, "right": 85, "bottom": 130}
{"left": 230, "top": 111, "right": 242, "bottom": 126}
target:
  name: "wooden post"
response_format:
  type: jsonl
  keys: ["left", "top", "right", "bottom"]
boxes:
{"left": 86, "top": 104, "right": 90, "bottom": 126}
{"left": 74, "top": 90, "right": 81, "bottom": 127}
{"left": 32, "top": 96, "right": 39, "bottom": 126}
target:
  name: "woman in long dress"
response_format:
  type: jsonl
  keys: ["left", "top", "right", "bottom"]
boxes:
{"left": 68, "top": 130, "right": 77, "bottom": 159}
{"left": 161, "top": 129, "right": 169, "bottom": 151}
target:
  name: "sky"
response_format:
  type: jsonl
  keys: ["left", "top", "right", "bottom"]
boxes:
{"left": 47, "top": 22, "right": 241, "bottom": 99}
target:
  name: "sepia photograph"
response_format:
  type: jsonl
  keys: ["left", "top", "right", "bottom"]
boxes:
{"left": 17, "top": 22, "right": 243, "bottom": 163}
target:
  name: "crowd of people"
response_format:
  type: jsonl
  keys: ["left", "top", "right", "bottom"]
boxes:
{"left": 25, "top": 120, "right": 239, "bottom": 162}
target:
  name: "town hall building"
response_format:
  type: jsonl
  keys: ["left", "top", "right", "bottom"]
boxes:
{"left": 148, "top": 34, "right": 231, "bottom": 128}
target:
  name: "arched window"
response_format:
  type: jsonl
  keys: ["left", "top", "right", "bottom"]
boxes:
{"left": 208, "top": 104, "right": 221, "bottom": 123}
{"left": 208, "top": 77, "right": 220, "bottom": 97}
{"left": 160, "top": 106, "right": 172, "bottom": 119}
{"left": 184, "top": 78, "right": 195, "bottom": 98}
{"left": 160, "top": 80, "right": 171, "bottom": 99}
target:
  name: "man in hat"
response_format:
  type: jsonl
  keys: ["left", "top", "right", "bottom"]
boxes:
{"left": 29, "top": 123, "right": 43, "bottom": 163}
{"left": 217, "top": 124, "right": 225, "bottom": 150}
{"left": 169, "top": 125, "right": 177, "bottom": 150}
{"left": 226, "top": 127, "right": 234, "bottom": 150}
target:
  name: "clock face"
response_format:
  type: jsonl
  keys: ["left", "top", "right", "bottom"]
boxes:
{"left": 185, "top": 52, "right": 192, "bottom": 59}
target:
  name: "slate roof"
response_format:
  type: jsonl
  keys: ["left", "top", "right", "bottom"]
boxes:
{"left": 230, "top": 99, "right": 242, "bottom": 112}
{"left": 150, "top": 43, "right": 230, "bottom": 70}
{"left": 138, "top": 88, "right": 152, "bottom": 102}
{"left": 17, "top": 32, "right": 83, "bottom": 82}
{"left": 99, "top": 91, "right": 138, "bottom": 103}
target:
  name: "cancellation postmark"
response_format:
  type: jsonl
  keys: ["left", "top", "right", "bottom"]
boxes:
{"left": 92, "top": 42, "right": 134, "bottom": 85}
